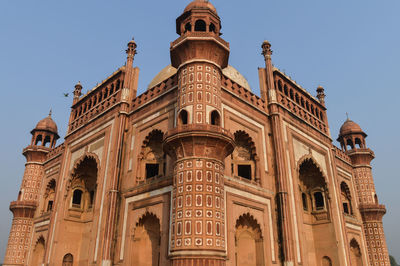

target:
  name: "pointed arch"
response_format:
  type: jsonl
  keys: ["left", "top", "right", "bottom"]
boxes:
{"left": 130, "top": 212, "right": 161, "bottom": 266}
{"left": 235, "top": 213, "right": 264, "bottom": 265}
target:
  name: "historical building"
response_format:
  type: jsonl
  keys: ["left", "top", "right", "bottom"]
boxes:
{"left": 3, "top": 1, "right": 389, "bottom": 265}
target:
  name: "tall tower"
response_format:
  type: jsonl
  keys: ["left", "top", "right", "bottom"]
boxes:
{"left": 337, "top": 119, "right": 390, "bottom": 265}
{"left": 163, "top": 1, "right": 235, "bottom": 265}
{"left": 3, "top": 112, "right": 59, "bottom": 266}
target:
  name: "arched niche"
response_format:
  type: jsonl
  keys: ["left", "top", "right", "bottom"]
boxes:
{"left": 350, "top": 239, "right": 363, "bottom": 266}
{"left": 235, "top": 213, "right": 264, "bottom": 266}
{"left": 31, "top": 236, "right": 45, "bottom": 266}
{"left": 130, "top": 212, "right": 161, "bottom": 266}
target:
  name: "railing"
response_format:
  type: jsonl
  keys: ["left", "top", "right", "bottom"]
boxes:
{"left": 171, "top": 31, "right": 230, "bottom": 49}
{"left": 333, "top": 146, "right": 351, "bottom": 163}
{"left": 69, "top": 87, "right": 121, "bottom": 132}
{"left": 46, "top": 143, "right": 65, "bottom": 160}
{"left": 131, "top": 75, "right": 177, "bottom": 110}
{"left": 164, "top": 124, "right": 234, "bottom": 140}
{"left": 274, "top": 74, "right": 328, "bottom": 134}
{"left": 222, "top": 76, "right": 266, "bottom": 111}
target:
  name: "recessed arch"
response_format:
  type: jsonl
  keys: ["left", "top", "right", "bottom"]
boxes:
{"left": 350, "top": 239, "right": 363, "bottom": 266}
{"left": 232, "top": 131, "right": 258, "bottom": 182}
{"left": 139, "top": 129, "right": 166, "bottom": 180}
{"left": 235, "top": 213, "right": 264, "bottom": 265}
{"left": 31, "top": 236, "right": 45, "bottom": 266}
{"left": 178, "top": 109, "right": 188, "bottom": 125}
{"left": 130, "top": 212, "right": 161, "bottom": 266}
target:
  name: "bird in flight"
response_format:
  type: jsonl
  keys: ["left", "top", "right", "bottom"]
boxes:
{"left": 63, "top": 93, "right": 69, "bottom": 97}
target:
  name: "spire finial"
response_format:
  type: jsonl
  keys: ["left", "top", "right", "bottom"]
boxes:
{"left": 49, "top": 109, "right": 52, "bottom": 117}
{"left": 261, "top": 40, "right": 272, "bottom": 60}
{"left": 346, "top": 112, "right": 349, "bottom": 120}
{"left": 126, "top": 37, "right": 137, "bottom": 58}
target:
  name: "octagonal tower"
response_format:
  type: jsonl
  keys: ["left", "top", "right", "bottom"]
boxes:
{"left": 164, "top": 1, "right": 235, "bottom": 265}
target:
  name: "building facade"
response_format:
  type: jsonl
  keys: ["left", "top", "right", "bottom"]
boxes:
{"left": 3, "top": 1, "right": 389, "bottom": 265}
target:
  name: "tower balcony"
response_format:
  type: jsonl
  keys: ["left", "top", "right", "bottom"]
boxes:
{"left": 359, "top": 203, "right": 386, "bottom": 221}
{"left": 163, "top": 124, "right": 235, "bottom": 162}
{"left": 9, "top": 200, "right": 37, "bottom": 218}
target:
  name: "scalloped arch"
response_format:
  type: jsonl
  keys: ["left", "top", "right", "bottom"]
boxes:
{"left": 235, "top": 212, "right": 263, "bottom": 239}
{"left": 234, "top": 130, "right": 257, "bottom": 159}
{"left": 296, "top": 154, "right": 327, "bottom": 183}
{"left": 70, "top": 152, "right": 100, "bottom": 178}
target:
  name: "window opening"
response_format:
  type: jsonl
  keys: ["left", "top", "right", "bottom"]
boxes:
{"left": 47, "top": 200, "right": 54, "bottom": 211}
{"left": 194, "top": 20, "right": 206, "bottom": 31}
{"left": 302, "top": 193, "right": 308, "bottom": 211}
{"left": 72, "top": 189, "right": 83, "bottom": 208}
{"left": 179, "top": 110, "right": 188, "bottom": 125}
{"left": 314, "top": 192, "right": 324, "bottom": 210}
{"left": 238, "top": 165, "right": 251, "bottom": 180}
{"left": 210, "top": 110, "right": 220, "bottom": 126}
{"left": 146, "top": 163, "right": 159, "bottom": 179}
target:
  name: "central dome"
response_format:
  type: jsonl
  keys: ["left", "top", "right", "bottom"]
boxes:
{"left": 184, "top": 0, "right": 217, "bottom": 14}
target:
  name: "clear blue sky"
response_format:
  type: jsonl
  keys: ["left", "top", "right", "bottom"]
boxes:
{"left": 1, "top": 0, "right": 399, "bottom": 262}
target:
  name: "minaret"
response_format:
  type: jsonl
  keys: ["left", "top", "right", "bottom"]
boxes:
{"left": 163, "top": 1, "right": 235, "bottom": 265}
{"left": 3, "top": 112, "right": 59, "bottom": 266}
{"left": 337, "top": 119, "right": 390, "bottom": 265}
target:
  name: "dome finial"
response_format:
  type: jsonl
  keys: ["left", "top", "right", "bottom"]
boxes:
{"left": 49, "top": 109, "right": 52, "bottom": 117}
{"left": 346, "top": 112, "right": 349, "bottom": 121}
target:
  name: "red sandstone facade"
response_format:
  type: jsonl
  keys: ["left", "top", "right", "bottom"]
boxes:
{"left": 3, "top": 1, "right": 389, "bottom": 265}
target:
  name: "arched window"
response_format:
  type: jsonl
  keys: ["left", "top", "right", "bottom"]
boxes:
{"left": 185, "top": 22, "right": 192, "bottom": 32}
{"left": 194, "top": 20, "right": 206, "bottom": 31}
{"left": 278, "top": 81, "right": 283, "bottom": 92}
{"left": 340, "top": 182, "right": 353, "bottom": 215}
{"left": 235, "top": 213, "right": 265, "bottom": 265}
{"left": 62, "top": 253, "right": 73, "bottom": 266}
{"left": 284, "top": 85, "right": 288, "bottom": 96}
{"left": 210, "top": 110, "right": 220, "bottom": 126}
{"left": 72, "top": 189, "right": 83, "bottom": 208}
{"left": 179, "top": 110, "right": 188, "bottom": 125}
{"left": 232, "top": 131, "right": 258, "bottom": 182}
{"left": 130, "top": 213, "right": 160, "bottom": 266}
{"left": 209, "top": 23, "right": 216, "bottom": 33}
{"left": 140, "top": 130, "right": 166, "bottom": 181}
